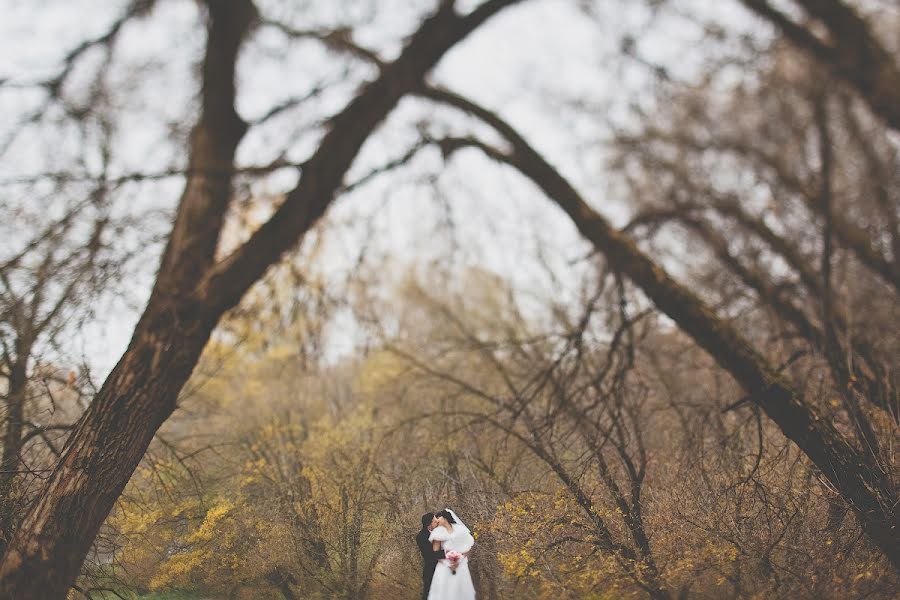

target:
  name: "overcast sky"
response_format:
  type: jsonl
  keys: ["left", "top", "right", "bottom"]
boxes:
{"left": 2, "top": 0, "right": 766, "bottom": 378}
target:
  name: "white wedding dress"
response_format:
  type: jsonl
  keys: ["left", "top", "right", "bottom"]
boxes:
{"left": 428, "top": 510, "right": 476, "bottom": 600}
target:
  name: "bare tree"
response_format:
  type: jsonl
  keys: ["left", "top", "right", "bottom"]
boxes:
{"left": 0, "top": 187, "right": 125, "bottom": 555}
{"left": 411, "top": 84, "right": 898, "bottom": 568}
{"left": 391, "top": 275, "right": 674, "bottom": 599}
{"left": 3, "top": 1, "right": 896, "bottom": 596}
{"left": 0, "top": 1, "right": 526, "bottom": 596}
{"left": 739, "top": 0, "right": 900, "bottom": 131}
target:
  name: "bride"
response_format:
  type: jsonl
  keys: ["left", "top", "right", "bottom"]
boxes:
{"left": 428, "top": 508, "right": 476, "bottom": 600}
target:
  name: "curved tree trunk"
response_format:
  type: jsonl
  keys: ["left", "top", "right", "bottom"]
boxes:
{"left": 0, "top": 2, "right": 525, "bottom": 597}
{"left": 681, "top": 215, "right": 893, "bottom": 425}
{"left": 528, "top": 146, "right": 900, "bottom": 567}
{"left": 422, "top": 86, "right": 899, "bottom": 569}
{"left": 0, "top": 302, "right": 214, "bottom": 598}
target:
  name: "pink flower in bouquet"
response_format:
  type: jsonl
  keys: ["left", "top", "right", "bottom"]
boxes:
{"left": 445, "top": 550, "right": 463, "bottom": 574}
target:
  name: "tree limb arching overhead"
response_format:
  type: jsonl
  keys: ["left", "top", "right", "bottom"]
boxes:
{"left": 0, "top": 1, "right": 526, "bottom": 597}
{"left": 417, "top": 85, "right": 899, "bottom": 570}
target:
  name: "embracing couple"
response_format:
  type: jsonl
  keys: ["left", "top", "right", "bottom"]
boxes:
{"left": 415, "top": 508, "right": 476, "bottom": 600}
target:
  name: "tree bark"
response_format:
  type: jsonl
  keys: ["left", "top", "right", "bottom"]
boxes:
{"left": 0, "top": 357, "right": 28, "bottom": 556}
{"left": 0, "top": 304, "right": 215, "bottom": 599}
{"left": 741, "top": 0, "right": 900, "bottom": 132}
{"left": 708, "top": 199, "right": 895, "bottom": 418}
{"left": 0, "top": 2, "right": 525, "bottom": 597}
{"left": 629, "top": 200, "right": 896, "bottom": 419}
{"left": 0, "top": 2, "right": 256, "bottom": 597}
{"left": 681, "top": 215, "right": 892, "bottom": 421}
{"left": 422, "top": 86, "right": 899, "bottom": 569}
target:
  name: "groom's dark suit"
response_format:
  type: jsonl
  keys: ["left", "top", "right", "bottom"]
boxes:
{"left": 416, "top": 528, "right": 446, "bottom": 600}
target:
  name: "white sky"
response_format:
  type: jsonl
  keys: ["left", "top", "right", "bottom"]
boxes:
{"left": 1, "top": 0, "right": 766, "bottom": 378}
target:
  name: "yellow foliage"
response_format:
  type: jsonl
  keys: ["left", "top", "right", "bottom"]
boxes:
{"left": 355, "top": 349, "right": 408, "bottom": 395}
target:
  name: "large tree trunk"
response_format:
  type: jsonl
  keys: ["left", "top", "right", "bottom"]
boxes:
{"left": 681, "top": 215, "right": 892, "bottom": 425}
{"left": 711, "top": 197, "right": 896, "bottom": 407}
{"left": 0, "top": 3, "right": 524, "bottom": 597}
{"left": 528, "top": 148, "right": 900, "bottom": 568}
{"left": 0, "top": 300, "right": 214, "bottom": 598}
{"left": 423, "top": 87, "right": 899, "bottom": 569}
{"left": 0, "top": 358, "right": 28, "bottom": 556}
{"left": 0, "top": 1, "right": 256, "bottom": 596}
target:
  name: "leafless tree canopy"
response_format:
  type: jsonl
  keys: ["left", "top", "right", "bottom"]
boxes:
{"left": 0, "top": 0, "right": 897, "bottom": 598}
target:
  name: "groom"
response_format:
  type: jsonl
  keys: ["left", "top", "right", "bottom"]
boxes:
{"left": 416, "top": 512, "right": 445, "bottom": 600}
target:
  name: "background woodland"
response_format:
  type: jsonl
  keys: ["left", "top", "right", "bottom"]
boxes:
{"left": 0, "top": 0, "right": 898, "bottom": 598}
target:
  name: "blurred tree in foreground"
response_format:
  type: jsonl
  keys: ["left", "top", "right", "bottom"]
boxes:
{"left": 0, "top": 0, "right": 897, "bottom": 598}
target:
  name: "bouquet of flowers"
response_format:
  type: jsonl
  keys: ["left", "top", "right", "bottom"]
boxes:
{"left": 445, "top": 550, "right": 463, "bottom": 575}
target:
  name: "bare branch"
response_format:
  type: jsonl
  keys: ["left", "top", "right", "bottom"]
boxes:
{"left": 196, "top": 0, "right": 527, "bottom": 313}
{"left": 419, "top": 87, "right": 900, "bottom": 566}
{"left": 741, "top": 0, "right": 900, "bottom": 131}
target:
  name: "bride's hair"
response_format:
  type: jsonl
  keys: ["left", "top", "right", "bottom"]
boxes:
{"left": 435, "top": 509, "right": 457, "bottom": 524}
